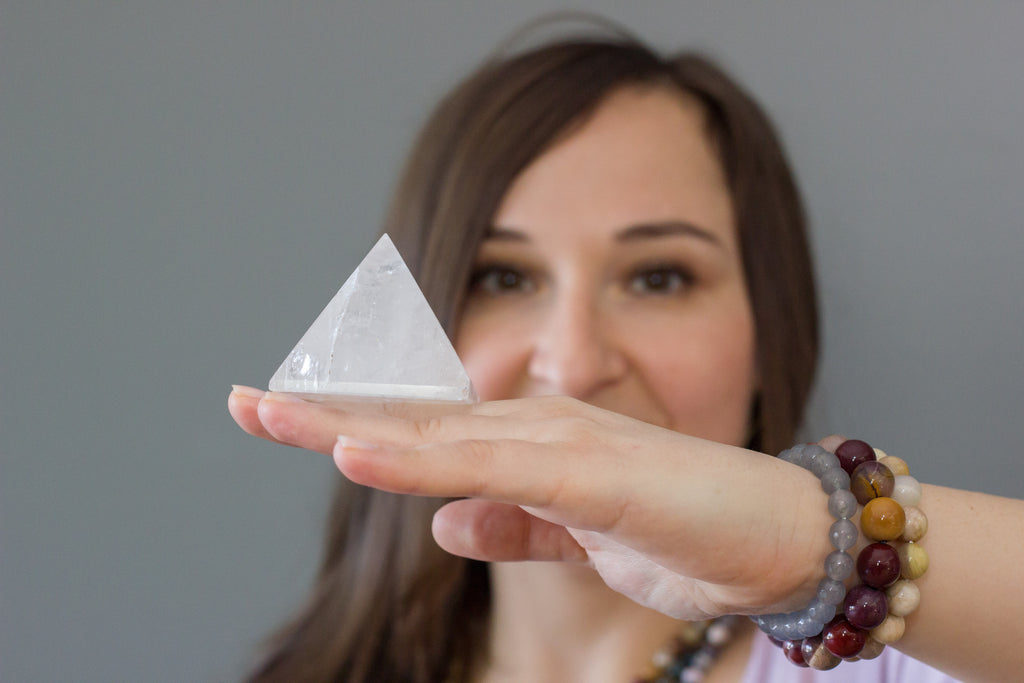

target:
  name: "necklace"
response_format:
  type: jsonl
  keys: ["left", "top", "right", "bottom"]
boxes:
{"left": 450, "top": 615, "right": 741, "bottom": 683}
{"left": 633, "top": 615, "right": 740, "bottom": 683}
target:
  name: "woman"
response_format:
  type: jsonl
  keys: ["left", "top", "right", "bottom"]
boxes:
{"left": 229, "top": 33, "right": 1023, "bottom": 682}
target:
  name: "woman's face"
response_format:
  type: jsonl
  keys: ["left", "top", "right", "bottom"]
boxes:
{"left": 454, "top": 86, "right": 758, "bottom": 446}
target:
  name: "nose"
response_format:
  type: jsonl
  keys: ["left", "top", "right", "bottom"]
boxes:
{"left": 527, "top": 293, "right": 627, "bottom": 399}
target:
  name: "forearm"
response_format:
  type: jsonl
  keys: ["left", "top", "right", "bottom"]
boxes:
{"left": 892, "top": 484, "right": 1024, "bottom": 681}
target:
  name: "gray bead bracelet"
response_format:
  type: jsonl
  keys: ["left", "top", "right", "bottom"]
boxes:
{"left": 752, "top": 443, "right": 858, "bottom": 641}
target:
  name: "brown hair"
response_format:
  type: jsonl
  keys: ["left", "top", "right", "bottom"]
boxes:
{"left": 245, "top": 32, "right": 818, "bottom": 683}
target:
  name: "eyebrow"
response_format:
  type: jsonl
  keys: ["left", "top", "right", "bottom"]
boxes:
{"left": 486, "top": 221, "right": 722, "bottom": 246}
{"left": 484, "top": 226, "right": 530, "bottom": 242}
{"left": 614, "top": 221, "right": 722, "bottom": 246}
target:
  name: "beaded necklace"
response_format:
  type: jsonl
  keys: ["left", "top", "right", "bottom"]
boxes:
{"left": 450, "top": 615, "right": 741, "bottom": 683}
{"left": 633, "top": 615, "right": 740, "bottom": 683}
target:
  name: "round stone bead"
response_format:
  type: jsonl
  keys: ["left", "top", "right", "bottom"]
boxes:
{"left": 877, "top": 454, "right": 909, "bottom": 476}
{"left": 796, "top": 444, "right": 825, "bottom": 467}
{"left": 778, "top": 446, "right": 810, "bottom": 469}
{"left": 684, "top": 663, "right": 708, "bottom": 679}
{"left": 783, "top": 639, "right": 810, "bottom": 667}
{"left": 796, "top": 613, "right": 824, "bottom": 638}
{"left": 850, "top": 461, "right": 896, "bottom": 505}
{"left": 835, "top": 439, "right": 876, "bottom": 475}
{"left": 821, "top": 467, "right": 852, "bottom": 495}
{"left": 899, "top": 505, "right": 928, "bottom": 542}
{"left": 650, "top": 646, "right": 672, "bottom": 668}
{"left": 856, "top": 542, "right": 901, "bottom": 588}
{"left": 690, "top": 649, "right": 715, "bottom": 671}
{"left": 899, "top": 542, "right": 930, "bottom": 580}
{"left": 801, "top": 635, "right": 841, "bottom": 670}
{"left": 828, "top": 489, "right": 858, "bottom": 520}
{"left": 825, "top": 550, "right": 854, "bottom": 580}
{"left": 870, "top": 614, "right": 906, "bottom": 644}
{"left": 861, "top": 497, "right": 906, "bottom": 541}
{"left": 810, "top": 450, "right": 842, "bottom": 478}
{"left": 823, "top": 618, "right": 867, "bottom": 658}
{"left": 844, "top": 584, "right": 888, "bottom": 629}
{"left": 705, "top": 620, "right": 732, "bottom": 646}
{"left": 891, "top": 475, "right": 923, "bottom": 507}
{"left": 886, "top": 579, "right": 921, "bottom": 617}
{"left": 806, "top": 598, "right": 837, "bottom": 624}
{"left": 856, "top": 637, "right": 887, "bottom": 660}
{"left": 817, "top": 578, "right": 847, "bottom": 605}
{"left": 679, "top": 623, "right": 707, "bottom": 647}
{"left": 830, "top": 519, "right": 859, "bottom": 550}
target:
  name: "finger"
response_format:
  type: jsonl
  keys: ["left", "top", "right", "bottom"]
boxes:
{"left": 255, "top": 393, "right": 466, "bottom": 454}
{"left": 256, "top": 393, "right": 362, "bottom": 454}
{"left": 228, "top": 385, "right": 285, "bottom": 444}
{"left": 256, "top": 392, "right": 577, "bottom": 456}
{"left": 467, "top": 394, "right": 619, "bottom": 424}
{"left": 333, "top": 436, "right": 626, "bottom": 532}
{"left": 333, "top": 436, "right": 560, "bottom": 503}
{"left": 432, "top": 499, "right": 587, "bottom": 563}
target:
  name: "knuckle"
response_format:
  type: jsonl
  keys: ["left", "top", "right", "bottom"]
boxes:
{"left": 414, "top": 416, "right": 446, "bottom": 441}
{"left": 460, "top": 438, "right": 497, "bottom": 464}
{"left": 542, "top": 395, "right": 580, "bottom": 417}
{"left": 457, "top": 439, "right": 498, "bottom": 497}
{"left": 547, "top": 415, "right": 602, "bottom": 446}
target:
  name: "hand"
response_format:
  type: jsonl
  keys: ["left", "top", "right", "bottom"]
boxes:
{"left": 229, "top": 387, "right": 832, "bottom": 620}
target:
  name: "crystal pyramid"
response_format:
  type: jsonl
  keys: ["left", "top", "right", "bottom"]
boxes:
{"left": 268, "top": 234, "right": 477, "bottom": 403}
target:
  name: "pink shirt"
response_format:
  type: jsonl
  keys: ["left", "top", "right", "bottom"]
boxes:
{"left": 740, "top": 632, "right": 962, "bottom": 682}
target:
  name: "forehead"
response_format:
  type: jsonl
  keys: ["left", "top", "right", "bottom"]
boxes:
{"left": 492, "top": 85, "right": 736, "bottom": 248}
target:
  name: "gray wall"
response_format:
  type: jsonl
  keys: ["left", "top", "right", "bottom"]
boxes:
{"left": 3, "top": 2, "right": 1022, "bottom": 681}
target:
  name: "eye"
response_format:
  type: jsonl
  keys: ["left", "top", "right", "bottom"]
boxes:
{"left": 627, "top": 265, "right": 694, "bottom": 295}
{"left": 467, "top": 264, "right": 536, "bottom": 296}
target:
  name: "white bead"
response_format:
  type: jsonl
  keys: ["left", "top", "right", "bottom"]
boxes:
{"left": 706, "top": 621, "right": 731, "bottom": 646}
{"left": 899, "top": 505, "right": 929, "bottom": 542}
{"left": 682, "top": 668, "right": 706, "bottom": 683}
{"left": 886, "top": 579, "right": 922, "bottom": 617}
{"left": 871, "top": 614, "right": 906, "bottom": 644}
{"left": 651, "top": 648, "right": 672, "bottom": 668}
{"left": 891, "top": 474, "right": 922, "bottom": 507}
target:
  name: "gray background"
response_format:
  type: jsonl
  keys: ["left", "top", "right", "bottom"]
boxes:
{"left": 3, "top": 2, "right": 1022, "bottom": 681}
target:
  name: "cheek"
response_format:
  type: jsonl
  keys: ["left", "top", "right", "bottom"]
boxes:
{"left": 635, "top": 305, "right": 758, "bottom": 444}
{"left": 454, "top": 313, "right": 530, "bottom": 401}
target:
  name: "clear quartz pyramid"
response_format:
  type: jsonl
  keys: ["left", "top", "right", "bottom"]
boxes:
{"left": 268, "top": 234, "right": 477, "bottom": 403}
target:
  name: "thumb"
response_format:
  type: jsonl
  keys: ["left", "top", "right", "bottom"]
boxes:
{"left": 432, "top": 499, "right": 588, "bottom": 563}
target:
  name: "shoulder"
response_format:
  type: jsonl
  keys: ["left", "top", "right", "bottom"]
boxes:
{"left": 740, "top": 631, "right": 963, "bottom": 683}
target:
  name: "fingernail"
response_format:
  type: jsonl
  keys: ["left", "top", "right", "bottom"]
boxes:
{"left": 231, "top": 385, "right": 266, "bottom": 399}
{"left": 262, "top": 391, "right": 308, "bottom": 404}
{"left": 337, "top": 435, "right": 379, "bottom": 451}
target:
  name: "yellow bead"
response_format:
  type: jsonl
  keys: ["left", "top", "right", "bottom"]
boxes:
{"left": 861, "top": 497, "right": 906, "bottom": 541}
{"left": 899, "top": 542, "right": 930, "bottom": 579}
{"left": 877, "top": 454, "right": 909, "bottom": 477}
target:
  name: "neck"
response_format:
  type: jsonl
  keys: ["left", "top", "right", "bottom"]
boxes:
{"left": 480, "top": 562, "right": 694, "bottom": 683}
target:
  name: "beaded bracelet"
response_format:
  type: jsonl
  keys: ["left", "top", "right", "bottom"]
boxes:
{"left": 752, "top": 443, "right": 857, "bottom": 642}
{"left": 755, "top": 439, "right": 929, "bottom": 670}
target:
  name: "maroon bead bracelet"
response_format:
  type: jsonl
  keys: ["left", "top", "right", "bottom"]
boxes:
{"left": 771, "top": 439, "right": 929, "bottom": 670}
